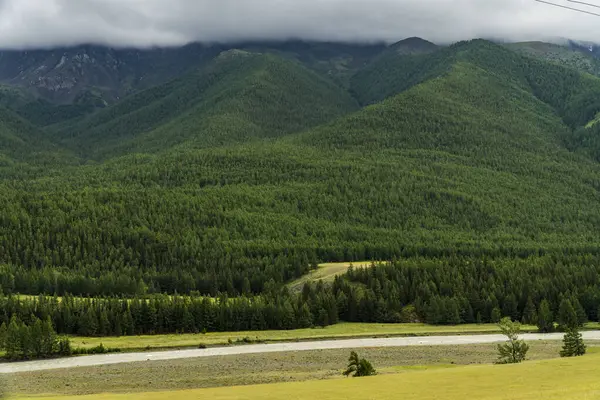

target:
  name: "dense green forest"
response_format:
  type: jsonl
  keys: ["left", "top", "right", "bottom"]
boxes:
{"left": 2, "top": 254, "right": 599, "bottom": 341}
{"left": 1, "top": 38, "right": 600, "bottom": 342}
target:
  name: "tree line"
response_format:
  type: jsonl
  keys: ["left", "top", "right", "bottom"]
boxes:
{"left": 0, "top": 316, "right": 71, "bottom": 360}
{"left": 2, "top": 255, "right": 600, "bottom": 339}
{"left": 332, "top": 256, "right": 600, "bottom": 327}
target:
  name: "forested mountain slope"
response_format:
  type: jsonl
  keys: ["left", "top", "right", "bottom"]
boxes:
{"left": 505, "top": 41, "right": 600, "bottom": 77}
{"left": 0, "top": 41, "right": 385, "bottom": 107}
{"left": 2, "top": 40, "right": 600, "bottom": 298}
{"left": 0, "top": 105, "right": 78, "bottom": 169}
{"left": 54, "top": 50, "right": 359, "bottom": 159}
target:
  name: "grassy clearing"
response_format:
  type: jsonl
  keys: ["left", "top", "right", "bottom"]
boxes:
{"left": 287, "top": 261, "right": 382, "bottom": 291}
{"left": 68, "top": 322, "right": 539, "bottom": 351}
{"left": 10, "top": 341, "right": 594, "bottom": 397}
{"left": 13, "top": 348, "right": 600, "bottom": 399}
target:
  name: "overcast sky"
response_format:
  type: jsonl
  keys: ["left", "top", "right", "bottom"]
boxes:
{"left": 0, "top": 0, "right": 599, "bottom": 49}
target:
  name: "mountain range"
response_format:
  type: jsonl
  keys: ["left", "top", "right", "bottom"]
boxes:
{"left": 1, "top": 36, "right": 600, "bottom": 296}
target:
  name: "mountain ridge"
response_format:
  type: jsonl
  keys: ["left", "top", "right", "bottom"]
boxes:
{"left": 2, "top": 39, "right": 600, "bottom": 296}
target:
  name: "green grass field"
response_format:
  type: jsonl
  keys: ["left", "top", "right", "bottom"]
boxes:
{"left": 14, "top": 352, "right": 600, "bottom": 400}
{"left": 68, "top": 322, "right": 539, "bottom": 351}
{"left": 10, "top": 341, "right": 597, "bottom": 397}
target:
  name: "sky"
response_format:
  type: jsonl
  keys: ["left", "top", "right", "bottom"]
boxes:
{"left": 0, "top": 0, "right": 600, "bottom": 49}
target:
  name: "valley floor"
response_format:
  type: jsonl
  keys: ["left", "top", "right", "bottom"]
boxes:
{"left": 68, "top": 322, "right": 542, "bottom": 352}
{"left": 10, "top": 344, "right": 600, "bottom": 399}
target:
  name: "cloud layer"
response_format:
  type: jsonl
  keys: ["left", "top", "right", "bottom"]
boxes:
{"left": 1, "top": 0, "right": 600, "bottom": 49}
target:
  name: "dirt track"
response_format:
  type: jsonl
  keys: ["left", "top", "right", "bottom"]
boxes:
{"left": 2, "top": 330, "right": 599, "bottom": 374}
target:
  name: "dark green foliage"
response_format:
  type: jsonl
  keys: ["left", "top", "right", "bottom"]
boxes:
{"left": 4, "top": 254, "right": 600, "bottom": 338}
{"left": 333, "top": 257, "right": 600, "bottom": 326}
{"left": 0, "top": 315, "right": 71, "bottom": 360}
{"left": 343, "top": 351, "right": 376, "bottom": 377}
{"left": 0, "top": 41, "right": 385, "bottom": 106}
{"left": 0, "top": 293, "right": 339, "bottom": 336}
{"left": 56, "top": 50, "right": 358, "bottom": 158}
{"left": 522, "top": 297, "right": 538, "bottom": 325}
{"left": 557, "top": 299, "right": 581, "bottom": 330}
{"left": 496, "top": 318, "right": 529, "bottom": 364}
{"left": 2, "top": 39, "right": 600, "bottom": 338}
{"left": 560, "top": 328, "right": 586, "bottom": 357}
{"left": 537, "top": 300, "right": 555, "bottom": 333}
{"left": 505, "top": 41, "right": 600, "bottom": 77}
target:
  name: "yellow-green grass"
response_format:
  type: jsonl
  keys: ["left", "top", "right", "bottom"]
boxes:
{"left": 287, "top": 261, "right": 382, "bottom": 291}
{"left": 69, "top": 322, "right": 538, "bottom": 351}
{"left": 15, "top": 352, "right": 600, "bottom": 400}
{"left": 10, "top": 341, "right": 594, "bottom": 397}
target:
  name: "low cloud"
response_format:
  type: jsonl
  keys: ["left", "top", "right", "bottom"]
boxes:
{"left": 0, "top": 0, "right": 599, "bottom": 49}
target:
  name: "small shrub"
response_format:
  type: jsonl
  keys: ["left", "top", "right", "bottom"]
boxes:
{"left": 198, "top": 343, "right": 207, "bottom": 349}
{"left": 73, "top": 344, "right": 121, "bottom": 355}
{"left": 343, "top": 351, "right": 376, "bottom": 377}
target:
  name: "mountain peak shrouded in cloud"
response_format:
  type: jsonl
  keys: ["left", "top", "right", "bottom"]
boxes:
{"left": 1, "top": 0, "right": 600, "bottom": 49}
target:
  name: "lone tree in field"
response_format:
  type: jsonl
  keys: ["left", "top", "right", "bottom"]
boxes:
{"left": 560, "top": 328, "right": 586, "bottom": 357}
{"left": 343, "top": 351, "right": 376, "bottom": 377}
{"left": 496, "top": 317, "right": 529, "bottom": 364}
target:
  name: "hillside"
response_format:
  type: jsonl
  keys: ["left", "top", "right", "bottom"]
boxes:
{"left": 350, "top": 37, "right": 442, "bottom": 104}
{"left": 2, "top": 40, "right": 600, "bottom": 298}
{"left": 506, "top": 41, "right": 600, "bottom": 76}
{"left": 53, "top": 50, "right": 358, "bottom": 158}
{"left": 0, "top": 106, "right": 78, "bottom": 166}
{"left": 0, "top": 41, "right": 385, "bottom": 106}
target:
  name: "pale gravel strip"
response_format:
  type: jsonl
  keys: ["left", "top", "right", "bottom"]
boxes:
{"left": 2, "top": 330, "right": 599, "bottom": 374}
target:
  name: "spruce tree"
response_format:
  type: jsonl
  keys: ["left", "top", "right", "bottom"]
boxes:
{"left": 522, "top": 297, "right": 537, "bottom": 325}
{"left": 560, "top": 328, "right": 586, "bottom": 357}
{"left": 537, "top": 299, "right": 554, "bottom": 333}
{"left": 490, "top": 307, "right": 502, "bottom": 323}
{"left": 4, "top": 317, "right": 22, "bottom": 360}
{"left": 0, "top": 322, "right": 7, "bottom": 351}
{"left": 40, "top": 317, "right": 57, "bottom": 357}
{"left": 571, "top": 297, "right": 587, "bottom": 326}
{"left": 343, "top": 351, "right": 376, "bottom": 377}
{"left": 558, "top": 299, "right": 579, "bottom": 330}
{"left": 30, "top": 318, "right": 44, "bottom": 358}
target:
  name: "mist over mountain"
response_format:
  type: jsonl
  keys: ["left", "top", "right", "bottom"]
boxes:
{"left": 2, "top": 0, "right": 600, "bottom": 50}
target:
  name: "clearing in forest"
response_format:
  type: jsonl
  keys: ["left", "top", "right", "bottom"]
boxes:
{"left": 288, "top": 261, "right": 381, "bottom": 292}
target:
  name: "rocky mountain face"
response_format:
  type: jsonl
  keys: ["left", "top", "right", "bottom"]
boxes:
{"left": 0, "top": 41, "right": 387, "bottom": 106}
{"left": 0, "top": 43, "right": 220, "bottom": 105}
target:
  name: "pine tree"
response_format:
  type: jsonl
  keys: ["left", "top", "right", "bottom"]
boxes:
{"left": 490, "top": 307, "right": 502, "bottom": 323}
{"left": 343, "top": 351, "right": 376, "bottom": 377}
{"left": 5, "top": 317, "right": 22, "bottom": 360}
{"left": 571, "top": 297, "right": 587, "bottom": 326}
{"left": 496, "top": 317, "right": 529, "bottom": 364}
{"left": 40, "top": 317, "right": 57, "bottom": 357}
{"left": 296, "top": 303, "right": 313, "bottom": 328}
{"left": 558, "top": 299, "right": 579, "bottom": 330}
{"left": 537, "top": 299, "right": 554, "bottom": 333}
{"left": 78, "top": 309, "right": 98, "bottom": 336}
{"left": 560, "top": 328, "right": 586, "bottom": 357}
{"left": 522, "top": 297, "right": 537, "bottom": 325}
{"left": 29, "top": 318, "right": 44, "bottom": 358}
{"left": 317, "top": 308, "right": 329, "bottom": 327}
{"left": 0, "top": 322, "right": 7, "bottom": 351}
